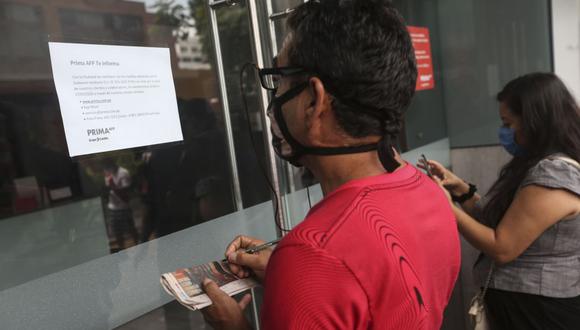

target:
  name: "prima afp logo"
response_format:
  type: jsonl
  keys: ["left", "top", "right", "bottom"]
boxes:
{"left": 87, "top": 127, "right": 115, "bottom": 136}
{"left": 87, "top": 127, "right": 115, "bottom": 142}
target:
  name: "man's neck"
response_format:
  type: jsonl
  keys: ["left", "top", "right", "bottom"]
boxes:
{"left": 304, "top": 151, "right": 405, "bottom": 196}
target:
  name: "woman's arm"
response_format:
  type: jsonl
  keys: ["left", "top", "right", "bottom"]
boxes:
{"left": 453, "top": 185, "right": 580, "bottom": 264}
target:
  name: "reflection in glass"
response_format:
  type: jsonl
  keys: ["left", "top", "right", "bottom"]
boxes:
{"left": 0, "top": 0, "right": 251, "bottom": 287}
{"left": 0, "top": 0, "right": 271, "bottom": 328}
{"left": 436, "top": 0, "right": 552, "bottom": 147}
{"left": 103, "top": 158, "right": 139, "bottom": 251}
{"left": 213, "top": 2, "right": 272, "bottom": 208}
{"left": 270, "top": 0, "right": 304, "bottom": 51}
{"left": 393, "top": 0, "right": 448, "bottom": 151}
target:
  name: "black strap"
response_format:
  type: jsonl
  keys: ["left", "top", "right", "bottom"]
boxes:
{"left": 272, "top": 82, "right": 381, "bottom": 158}
{"left": 300, "top": 143, "right": 378, "bottom": 155}
{"left": 452, "top": 183, "right": 477, "bottom": 204}
{"left": 272, "top": 81, "right": 399, "bottom": 171}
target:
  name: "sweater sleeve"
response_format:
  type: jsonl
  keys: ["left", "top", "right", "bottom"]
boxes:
{"left": 260, "top": 242, "right": 369, "bottom": 329}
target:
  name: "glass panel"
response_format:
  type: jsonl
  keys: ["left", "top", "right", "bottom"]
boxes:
{"left": 0, "top": 0, "right": 273, "bottom": 292}
{"left": 212, "top": 2, "right": 272, "bottom": 208}
{"left": 1, "top": 0, "right": 276, "bottom": 328}
{"left": 0, "top": 200, "right": 277, "bottom": 329}
{"left": 438, "top": 0, "right": 552, "bottom": 147}
{"left": 270, "top": 0, "right": 304, "bottom": 51}
{"left": 116, "top": 301, "right": 209, "bottom": 330}
{"left": 393, "top": 0, "right": 449, "bottom": 151}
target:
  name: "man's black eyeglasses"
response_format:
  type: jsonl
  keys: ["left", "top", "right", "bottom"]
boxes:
{"left": 258, "top": 66, "right": 307, "bottom": 92}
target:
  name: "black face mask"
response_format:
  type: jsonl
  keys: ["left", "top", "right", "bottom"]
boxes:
{"left": 267, "top": 82, "right": 399, "bottom": 172}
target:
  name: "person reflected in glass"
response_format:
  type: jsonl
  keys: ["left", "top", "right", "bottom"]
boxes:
{"left": 144, "top": 98, "right": 234, "bottom": 239}
{"left": 0, "top": 109, "right": 16, "bottom": 216}
{"left": 421, "top": 73, "right": 580, "bottom": 329}
{"left": 103, "top": 158, "right": 138, "bottom": 252}
{"left": 195, "top": 176, "right": 232, "bottom": 223}
{"left": 199, "top": 1, "right": 461, "bottom": 329}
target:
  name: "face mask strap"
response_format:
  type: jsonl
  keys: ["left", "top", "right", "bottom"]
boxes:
{"left": 271, "top": 81, "right": 399, "bottom": 171}
{"left": 271, "top": 82, "right": 311, "bottom": 158}
{"left": 320, "top": 83, "right": 400, "bottom": 172}
{"left": 301, "top": 144, "right": 378, "bottom": 155}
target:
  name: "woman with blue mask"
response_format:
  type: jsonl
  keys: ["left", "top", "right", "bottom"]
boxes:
{"left": 421, "top": 72, "right": 580, "bottom": 329}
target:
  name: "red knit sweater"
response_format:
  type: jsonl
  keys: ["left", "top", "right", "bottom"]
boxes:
{"left": 261, "top": 165, "right": 460, "bottom": 329}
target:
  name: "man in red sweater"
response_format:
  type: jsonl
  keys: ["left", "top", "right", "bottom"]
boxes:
{"left": 201, "top": 0, "right": 460, "bottom": 328}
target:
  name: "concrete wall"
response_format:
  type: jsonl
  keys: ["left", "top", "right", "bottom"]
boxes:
{"left": 449, "top": 145, "right": 511, "bottom": 329}
{"left": 552, "top": 0, "right": 580, "bottom": 101}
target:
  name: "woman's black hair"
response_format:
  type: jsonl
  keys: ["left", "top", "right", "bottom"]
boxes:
{"left": 483, "top": 72, "right": 580, "bottom": 226}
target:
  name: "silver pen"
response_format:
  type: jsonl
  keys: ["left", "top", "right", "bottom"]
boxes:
{"left": 244, "top": 238, "right": 282, "bottom": 254}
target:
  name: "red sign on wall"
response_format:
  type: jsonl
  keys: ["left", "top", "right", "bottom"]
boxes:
{"left": 408, "top": 26, "right": 435, "bottom": 91}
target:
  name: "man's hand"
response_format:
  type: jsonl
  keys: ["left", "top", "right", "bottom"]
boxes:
{"left": 225, "top": 236, "right": 272, "bottom": 282}
{"left": 201, "top": 278, "right": 253, "bottom": 330}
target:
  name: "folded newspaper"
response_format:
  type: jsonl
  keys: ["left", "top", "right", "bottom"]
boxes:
{"left": 161, "top": 260, "right": 259, "bottom": 310}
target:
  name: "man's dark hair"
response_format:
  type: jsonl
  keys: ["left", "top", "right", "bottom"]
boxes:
{"left": 286, "top": 0, "right": 417, "bottom": 139}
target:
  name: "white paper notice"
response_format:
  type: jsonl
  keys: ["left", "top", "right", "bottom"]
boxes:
{"left": 48, "top": 42, "right": 183, "bottom": 157}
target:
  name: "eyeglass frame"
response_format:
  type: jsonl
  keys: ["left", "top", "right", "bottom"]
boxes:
{"left": 257, "top": 65, "right": 386, "bottom": 123}
{"left": 257, "top": 66, "right": 308, "bottom": 92}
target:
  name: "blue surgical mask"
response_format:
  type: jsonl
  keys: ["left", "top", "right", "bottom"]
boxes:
{"left": 498, "top": 127, "right": 526, "bottom": 157}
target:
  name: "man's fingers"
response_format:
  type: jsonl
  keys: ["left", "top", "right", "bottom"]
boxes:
{"left": 203, "top": 278, "right": 228, "bottom": 303}
{"left": 227, "top": 251, "right": 264, "bottom": 270}
{"left": 224, "top": 236, "right": 268, "bottom": 278}
{"left": 225, "top": 236, "right": 264, "bottom": 257}
{"left": 227, "top": 263, "right": 249, "bottom": 278}
{"left": 238, "top": 294, "right": 252, "bottom": 310}
{"left": 225, "top": 235, "right": 245, "bottom": 256}
{"left": 228, "top": 263, "right": 242, "bottom": 275}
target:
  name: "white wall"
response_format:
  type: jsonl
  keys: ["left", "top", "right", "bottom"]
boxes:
{"left": 552, "top": 0, "right": 580, "bottom": 101}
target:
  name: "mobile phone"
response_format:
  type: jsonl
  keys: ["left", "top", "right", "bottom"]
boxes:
{"left": 420, "top": 154, "right": 433, "bottom": 178}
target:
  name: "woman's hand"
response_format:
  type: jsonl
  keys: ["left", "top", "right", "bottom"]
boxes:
{"left": 225, "top": 235, "right": 272, "bottom": 282}
{"left": 417, "top": 159, "right": 469, "bottom": 196}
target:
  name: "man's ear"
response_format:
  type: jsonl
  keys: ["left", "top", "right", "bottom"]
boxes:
{"left": 305, "top": 77, "right": 329, "bottom": 126}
